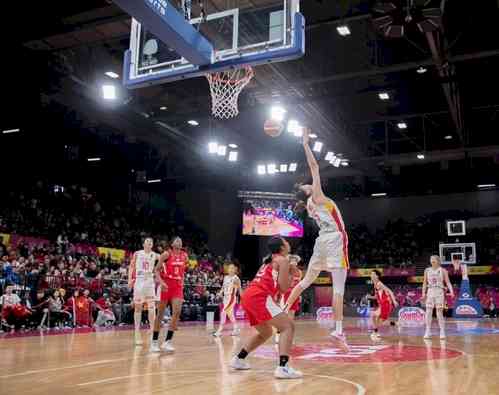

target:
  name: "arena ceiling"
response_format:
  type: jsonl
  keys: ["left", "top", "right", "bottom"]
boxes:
{"left": 4, "top": 0, "right": 499, "bottom": 196}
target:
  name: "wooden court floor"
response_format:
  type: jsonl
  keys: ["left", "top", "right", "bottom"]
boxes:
{"left": 1, "top": 318, "right": 499, "bottom": 395}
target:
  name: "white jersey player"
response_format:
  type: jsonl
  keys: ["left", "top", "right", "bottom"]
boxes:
{"left": 129, "top": 237, "right": 159, "bottom": 346}
{"left": 285, "top": 128, "right": 349, "bottom": 351}
{"left": 214, "top": 263, "right": 241, "bottom": 337}
{"left": 422, "top": 255, "right": 454, "bottom": 340}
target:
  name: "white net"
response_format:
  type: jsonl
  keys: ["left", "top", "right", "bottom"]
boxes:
{"left": 206, "top": 66, "right": 254, "bottom": 119}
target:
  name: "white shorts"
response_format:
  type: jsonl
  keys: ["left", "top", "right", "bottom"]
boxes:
{"left": 426, "top": 288, "right": 445, "bottom": 309}
{"left": 133, "top": 278, "right": 156, "bottom": 303}
{"left": 309, "top": 231, "right": 349, "bottom": 271}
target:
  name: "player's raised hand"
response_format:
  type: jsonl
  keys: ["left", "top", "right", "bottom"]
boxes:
{"left": 302, "top": 127, "right": 311, "bottom": 145}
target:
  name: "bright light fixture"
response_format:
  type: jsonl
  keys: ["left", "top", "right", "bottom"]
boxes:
{"left": 102, "top": 85, "right": 116, "bottom": 100}
{"left": 160, "top": 106, "right": 167, "bottom": 110}
{"left": 105, "top": 71, "right": 120, "bottom": 79}
{"left": 371, "top": 193, "right": 387, "bottom": 197}
{"left": 2, "top": 128, "right": 20, "bottom": 134}
{"left": 444, "top": 135, "right": 453, "bottom": 140}
{"left": 325, "top": 152, "right": 335, "bottom": 161}
{"left": 271, "top": 106, "right": 286, "bottom": 122}
{"left": 417, "top": 154, "right": 425, "bottom": 160}
{"left": 87, "top": 157, "right": 101, "bottom": 162}
{"left": 228, "top": 151, "right": 238, "bottom": 162}
{"left": 217, "top": 145, "right": 227, "bottom": 156}
{"left": 287, "top": 119, "right": 300, "bottom": 134}
{"left": 280, "top": 164, "right": 288, "bottom": 173}
{"left": 309, "top": 133, "right": 318, "bottom": 139}
{"left": 257, "top": 165, "right": 266, "bottom": 175}
{"left": 416, "top": 66, "right": 427, "bottom": 74}
{"left": 228, "top": 144, "right": 238, "bottom": 148}
{"left": 312, "top": 141, "right": 323, "bottom": 153}
{"left": 208, "top": 142, "right": 218, "bottom": 154}
{"left": 336, "top": 25, "right": 351, "bottom": 36}
{"left": 341, "top": 160, "right": 349, "bottom": 167}
{"left": 289, "top": 163, "right": 298, "bottom": 172}
{"left": 187, "top": 120, "right": 199, "bottom": 126}
{"left": 397, "top": 122, "right": 407, "bottom": 129}
{"left": 378, "top": 92, "right": 390, "bottom": 100}
{"left": 332, "top": 158, "right": 342, "bottom": 167}
{"left": 267, "top": 164, "right": 277, "bottom": 174}
{"left": 147, "top": 179, "right": 161, "bottom": 184}
{"left": 477, "top": 184, "right": 496, "bottom": 189}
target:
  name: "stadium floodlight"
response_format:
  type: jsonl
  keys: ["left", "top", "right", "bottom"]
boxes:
{"left": 341, "top": 160, "right": 349, "bottom": 167}
{"left": 378, "top": 92, "right": 390, "bottom": 100}
{"left": 267, "top": 164, "right": 277, "bottom": 174}
{"left": 87, "top": 157, "right": 101, "bottom": 162}
{"left": 325, "top": 152, "right": 335, "bottom": 161}
{"left": 477, "top": 184, "right": 496, "bottom": 189}
{"left": 105, "top": 71, "right": 120, "bottom": 79}
{"left": 445, "top": 135, "right": 453, "bottom": 140}
{"left": 208, "top": 142, "right": 218, "bottom": 154}
{"left": 147, "top": 179, "right": 161, "bottom": 183}
{"left": 228, "top": 151, "right": 238, "bottom": 162}
{"left": 309, "top": 133, "right": 318, "bottom": 139}
{"left": 332, "top": 158, "right": 342, "bottom": 167}
{"left": 187, "top": 120, "right": 199, "bottom": 126}
{"left": 416, "top": 66, "right": 427, "bottom": 74}
{"left": 280, "top": 164, "right": 288, "bottom": 173}
{"left": 312, "top": 141, "right": 323, "bottom": 153}
{"left": 289, "top": 163, "right": 298, "bottom": 172}
{"left": 217, "top": 145, "right": 227, "bottom": 156}
{"left": 336, "top": 25, "right": 351, "bottom": 36}
{"left": 228, "top": 144, "right": 238, "bottom": 148}
{"left": 271, "top": 106, "right": 286, "bottom": 122}
{"left": 257, "top": 165, "right": 266, "bottom": 175}
{"left": 287, "top": 119, "right": 300, "bottom": 134}
{"left": 160, "top": 106, "right": 167, "bottom": 110}
{"left": 417, "top": 154, "right": 425, "bottom": 160}
{"left": 371, "top": 193, "right": 387, "bottom": 197}
{"left": 397, "top": 122, "right": 408, "bottom": 129}
{"left": 102, "top": 85, "right": 116, "bottom": 100}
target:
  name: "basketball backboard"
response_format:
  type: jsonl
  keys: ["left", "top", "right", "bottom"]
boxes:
{"left": 439, "top": 242, "right": 477, "bottom": 265}
{"left": 117, "top": 0, "right": 304, "bottom": 88}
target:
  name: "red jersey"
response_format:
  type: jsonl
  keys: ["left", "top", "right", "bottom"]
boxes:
{"left": 162, "top": 249, "right": 188, "bottom": 283}
{"left": 284, "top": 272, "right": 301, "bottom": 300}
{"left": 247, "top": 262, "right": 279, "bottom": 298}
{"left": 375, "top": 283, "right": 392, "bottom": 306}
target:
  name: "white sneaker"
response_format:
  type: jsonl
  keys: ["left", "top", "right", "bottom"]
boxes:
{"left": 370, "top": 332, "right": 381, "bottom": 341}
{"left": 330, "top": 331, "right": 350, "bottom": 352}
{"left": 213, "top": 330, "right": 222, "bottom": 337}
{"left": 230, "top": 355, "right": 251, "bottom": 370}
{"left": 439, "top": 330, "right": 446, "bottom": 340}
{"left": 150, "top": 340, "right": 161, "bottom": 353}
{"left": 274, "top": 365, "right": 303, "bottom": 379}
{"left": 231, "top": 328, "right": 240, "bottom": 336}
{"left": 424, "top": 330, "right": 431, "bottom": 340}
{"left": 161, "top": 340, "right": 175, "bottom": 352}
{"left": 134, "top": 331, "right": 143, "bottom": 345}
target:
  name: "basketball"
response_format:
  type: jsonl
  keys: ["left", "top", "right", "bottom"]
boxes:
{"left": 263, "top": 119, "right": 284, "bottom": 137}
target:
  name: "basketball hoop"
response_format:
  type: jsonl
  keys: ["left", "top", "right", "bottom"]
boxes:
{"left": 206, "top": 66, "right": 254, "bottom": 119}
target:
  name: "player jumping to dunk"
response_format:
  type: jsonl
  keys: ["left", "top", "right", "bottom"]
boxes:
{"left": 286, "top": 128, "right": 350, "bottom": 351}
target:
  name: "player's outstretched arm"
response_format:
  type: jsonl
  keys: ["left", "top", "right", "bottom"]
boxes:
{"left": 443, "top": 269, "right": 454, "bottom": 298}
{"left": 302, "top": 128, "right": 327, "bottom": 204}
{"left": 276, "top": 256, "right": 290, "bottom": 293}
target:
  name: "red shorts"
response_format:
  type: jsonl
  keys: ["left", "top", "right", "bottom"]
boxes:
{"left": 241, "top": 288, "right": 283, "bottom": 326}
{"left": 283, "top": 292, "right": 300, "bottom": 313}
{"left": 160, "top": 278, "right": 184, "bottom": 303}
{"left": 378, "top": 302, "right": 393, "bottom": 321}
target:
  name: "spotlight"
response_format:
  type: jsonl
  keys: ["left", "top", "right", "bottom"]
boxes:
{"left": 208, "top": 142, "right": 218, "bottom": 154}
{"left": 309, "top": 134, "right": 318, "bottom": 139}
{"left": 271, "top": 106, "right": 286, "bottom": 122}
{"left": 267, "top": 164, "right": 277, "bottom": 174}
{"left": 444, "top": 135, "right": 453, "bottom": 140}
{"left": 102, "top": 85, "right": 116, "bottom": 100}
{"left": 397, "top": 122, "right": 407, "bottom": 129}
{"left": 105, "top": 71, "right": 120, "bottom": 79}
{"left": 341, "top": 160, "right": 349, "bottom": 167}
{"left": 371, "top": 193, "right": 387, "bottom": 197}
{"left": 416, "top": 66, "right": 427, "bottom": 74}
{"left": 280, "top": 164, "right": 288, "bottom": 173}
{"left": 477, "top": 184, "right": 496, "bottom": 189}
{"left": 228, "top": 144, "right": 238, "bottom": 148}
{"left": 336, "top": 25, "right": 351, "bottom": 36}
{"left": 147, "top": 179, "right": 161, "bottom": 184}
{"left": 87, "top": 157, "right": 101, "bottom": 162}
{"left": 160, "top": 106, "right": 168, "bottom": 110}
{"left": 289, "top": 163, "right": 297, "bottom": 172}
{"left": 2, "top": 128, "right": 20, "bottom": 134}
{"left": 325, "top": 152, "right": 335, "bottom": 161}
{"left": 257, "top": 165, "right": 266, "bottom": 175}
{"left": 417, "top": 154, "right": 425, "bottom": 160}
{"left": 332, "top": 158, "right": 341, "bottom": 167}
{"left": 187, "top": 120, "right": 199, "bottom": 126}
{"left": 378, "top": 92, "right": 390, "bottom": 100}
{"left": 217, "top": 145, "right": 227, "bottom": 156}
{"left": 287, "top": 120, "right": 301, "bottom": 134}
{"left": 228, "top": 151, "right": 238, "bottom": 162}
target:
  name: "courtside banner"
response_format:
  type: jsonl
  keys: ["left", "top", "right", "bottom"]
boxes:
{"left": 316, "top": 306, "right": 334, "bottom": 321}
{"left": 0, "top": 233, "right": 10, "bottom": 246}
{"left": 467, "top": 266, "right": 494, "bottom": 275}
{"left": 97, "top": 247, "right": 126, "bottom": 262}
{"left": 398, "top": 307, "right": 425, "bottom": 327}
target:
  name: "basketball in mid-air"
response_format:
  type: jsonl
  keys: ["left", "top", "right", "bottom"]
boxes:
{"left": 263, "top": 119, "right": 284, "bottom": 137}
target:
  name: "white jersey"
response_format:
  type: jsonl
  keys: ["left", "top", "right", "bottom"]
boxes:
{"left": 0, "top": 293, "right": 21, "bottom": 307}
{"left": 426, "top": 267, "right": 445, "bottom": 290}
{"left": 307, "top": 197, "right": 346, "bottom": 235}
{"left": 134, "top": 250, "right": 157, "bottom": 279}
{"left": 222, "top": 274, "right": 239, "bottom": 304}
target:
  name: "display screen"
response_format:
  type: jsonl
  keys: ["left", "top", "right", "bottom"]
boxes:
{"left": 242, "top": 198, "right": 303, "bottom": 238}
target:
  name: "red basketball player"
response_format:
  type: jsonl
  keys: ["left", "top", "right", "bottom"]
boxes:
{"left": 231, "top": 236, "right": 303, "bottom": 379}
{"left": 370, "top": 270, "right": 398, "bottom": 341}
{"left": 151, "top": 237, "right": 188, "bottom": 353}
